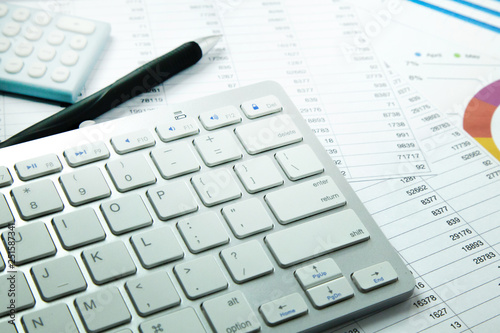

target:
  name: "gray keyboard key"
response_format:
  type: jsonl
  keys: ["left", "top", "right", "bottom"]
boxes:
{"left": 31, "top": 256, "right": 87, "bottom": 301}
{"left": 0, "top": 166, "right": 13, "bottom": 187}
{"left": 130, "top": 226, "right": 184, "bottom": 269}
{"left": 52, "top": 208, "right": 106, "bottom": 250}
{"left": 0, "top": 194, "right": 14, "bottom": 228}
{"left": 75, "top": 286, "right": 131, "bottom": 332}
{"left": 100, "top": 194, "right": 153, "bottom": 234}
{"left": 125, "top": 271, "right": 180, "bottom": 316}
{"left": 14, "top": 154, "right": 62, "bottom": 181}
{"left": 59, "top": 167, "right": 111, "bottom": 206}
{"left": 146, "top": 181, "right": 198, "bottom": 221}
{"left": 1, "top": 222, "right": 56, "bottom": 265}
{"left": 139, "top": 307, "right": 206, "bottom": 333}
{"left": 11, "top": 179, "right": 64, "bottom": 220}
{"left": 22, "top": 303, "right": 78, "bottom": 333}
{"left": 0, "top": 272, "right": 35, "bottom": 316}
{"left": 82, "top": 241, "right": 136, "bottom": 285}
{"left": 106, "top": 155, "right": 156, "bottom": 192}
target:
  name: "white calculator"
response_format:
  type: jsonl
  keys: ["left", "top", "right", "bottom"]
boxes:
{"left": 0, "top": 3, "right": 110, "bottom": 103}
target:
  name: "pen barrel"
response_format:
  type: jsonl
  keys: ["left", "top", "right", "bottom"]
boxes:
{"left": 0, "top": 41, "right": 203, "bottom": 148}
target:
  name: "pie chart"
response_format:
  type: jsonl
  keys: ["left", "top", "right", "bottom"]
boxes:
{"left": 463, "top": 80, "right": 500, "bottom": 161}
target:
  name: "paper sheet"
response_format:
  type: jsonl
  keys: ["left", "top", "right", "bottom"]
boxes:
{"left": 1, "top": 1, "right": 500, "bottom": 331}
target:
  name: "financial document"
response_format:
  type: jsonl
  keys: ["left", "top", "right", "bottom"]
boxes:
{"left": 2, "top": 0, "right": 500, "bottom": 331}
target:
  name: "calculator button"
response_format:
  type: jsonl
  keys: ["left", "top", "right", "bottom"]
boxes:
{"left": 265, "top": 210, "right": 370, "bottom": 267}
{"left": 61, "top": 50, "right": 79, "bottom": 66}
{"left": 51, "top": 66, "right": 70, "bottom": 82}
{"left": 57, "top": 16, "right": 96, "bottom": 34}
{"left": 306, "top": 277, "right": 354, "bottom": 308}
{"left": 15, "top": 153, "right": 62, "bottom": 180}
{"left": 0, "top": 37, "right": 11, "bottom": 52}
{"left": 14, "top": 41, "right": 34, "bottom": 57}
{"left": 33, "top": 11, "right": 52, "bottom": 26}
{"left": 47, "top": 30, "right": 65, "bottom": 45}
{"left": 28, "top": 62, "right": 47, "bottom": 78}
{"left": 241, "top": 95, "right": 283, "bottom": 119}
{"left": 4, "top": 57, "right": 23, "bottom": 74}
{"left": 260, "top": 293, "right": 308, "bottom": 326}
{"left": 37, "top": 45, "right": 56, "bottom": 61}
{"left": 351, "top": 261, "right": 398, "bottom": 292}
{"left": 24, "top": 25, "right": 43, "bottom": 41}
{"left": 70, "top": 34, "right": 87, "bottom": 50}
{"left": 12, "top": 8, "right": 31, "bottom": 22}
{"left": 0, "top": 4, "right": 8, "bottom": 17}
{"left": 2, "top": 21, "right": 21, "bottom": 37}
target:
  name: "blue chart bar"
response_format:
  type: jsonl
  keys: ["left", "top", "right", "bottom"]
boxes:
{"left": 408, "top": 0, "right": 500, "bottom": 33}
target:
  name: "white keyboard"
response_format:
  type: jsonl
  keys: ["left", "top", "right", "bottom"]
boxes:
{"left": 0, "top": 81, "right": 415, "bottom": 333}
{"left": 0, "top": 3, "right": 110, "bottom": 103}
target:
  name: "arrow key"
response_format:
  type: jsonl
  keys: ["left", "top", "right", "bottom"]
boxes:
{"left": 125, "top": 271, "right": 180, "bottom": 317}
{"left": 306, "top": 277, "right": 354, "bottom": 309}
{"left": 351, "top": 261, "right": 398, "bottom": 292}
{"left": 260, "top": 293, "right": 308, "bottom": 326}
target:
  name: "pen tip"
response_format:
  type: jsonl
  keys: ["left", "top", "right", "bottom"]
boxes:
{"left": 195, "top": 35, "right": 222, "bottom": 55}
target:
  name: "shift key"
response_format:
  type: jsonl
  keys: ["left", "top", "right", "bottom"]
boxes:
{"left": 264, "top": 176, "right": 346, "bottom": 224}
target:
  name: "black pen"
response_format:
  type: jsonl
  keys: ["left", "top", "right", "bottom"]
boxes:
{"left": 0, "top": 35, "right": 221, "bottom": 148}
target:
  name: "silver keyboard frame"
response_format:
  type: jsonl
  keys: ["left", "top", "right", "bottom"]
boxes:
{"left": 0, "top": 81, "right": 415, "bottom": 332}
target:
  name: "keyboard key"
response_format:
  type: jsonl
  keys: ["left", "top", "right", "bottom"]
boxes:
{"left": 241, "top": 95, "right": 282, "bottom": 119}
{"left": 150, "top": 141, "right": 200, "bottom": 179}
{"left": 174, "top": 255, "right": 228, "bottom": 300}
{"left": 56, "top": 16, "right": 96, "bottom": 34}
{"left": 31, "top": 256, "right": 87, "bottom": 301}
{"left": 235, "top": 114, "right": 302, "bottom": 154}
{"left": 0, "top": 194, "right": 14, "bottom": 228}
{"left": 306, "top": 277, "right": 354, "bottom": 309}
{"left": 259, "top": 293, "right": 308, "bottom": 326}
{"left": 191, "top": 169, "right": 242, "bottom": 207}
{"left": 139, "top": 307, "right": 206, "bottom": 333}
{"left": 11, "top": 179, "right": 64, "bottom": 220}
{"left": 146, "top": 181, "right": 198, "bottom": 220}
{"left": 234, "top": 156, "right": 284, "bottom": 193}
{"left": 82, "top": 241, "right": 136, "bottom": 285}
{"left": 264, "top": 176, "right": 346, "bottom": 224}
{"left": 63, "top": 141, "right": 110, "bottom": 167}
{"left": 156, "top": 116, "right": 199, "bottom": 142}
{"left": 100, "top": 194, "right": 153, "bottom": 234}
{"left": 193, "top": 131, "right": 242, "bottom": 167}
{"left": 177, "top": 211, "right": 229, "bottom": 253}
{"left": 14, "top": 154, "right": 62, "bottom": 181}
{"left": 221, "top": 198, "right": 274, "bottom": 238}
{"left": 295, "top": 258, "right": 342, "bottom": 290}
{"left": 202, "top": 291, "right": 260, "bottom": 333}
{"left": 110, "top": 129, "right": 155, "bottom": 154}
{"left": 265, "top": 210, "right": 370, "bottom": 267}
{"left": 1, "top": 222, "right": 56, "bottom": 265}
{"left": 351, "top": 261, "right": 398, "bottom": 292}
{"left": 275, "top": 145, "right": 324, "bottom": 180}
{"left": 0, "top": 166, "right": 13, "bottom": 187}
{"left": 130, "top": 226, "right": 184, "bottom": 268}
{"left": 125, "top": 271, "right": 180, "bottom": 316}
{"left": 199, "top": 105, "right": 242, "bottom": 130}
{"left": 75, "top": 287, "right": 131, "bottom": 332}
{"left": 106, "top": 155, "right": 156, "bottom": 192}
{"left": 0, "top": 320, "right": 19, "bottom": 333}
{"left": 0, "top": 272, "right": 35, "bottom": 316}
{"left": 59, "top": 167, "right": 111, "bottom": 206}
{"left": 52, "top": 208, "right": 105, "bottom": 250}
{"left": 220, "top": 240, "right": 274, "bottom": 283}
{"left": 22, "top": 303, "right": 78, "bottom": 333}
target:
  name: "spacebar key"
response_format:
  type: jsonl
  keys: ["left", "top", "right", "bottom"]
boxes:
{"left": 265, "top": 209, "right": 370, "bottom": 267}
